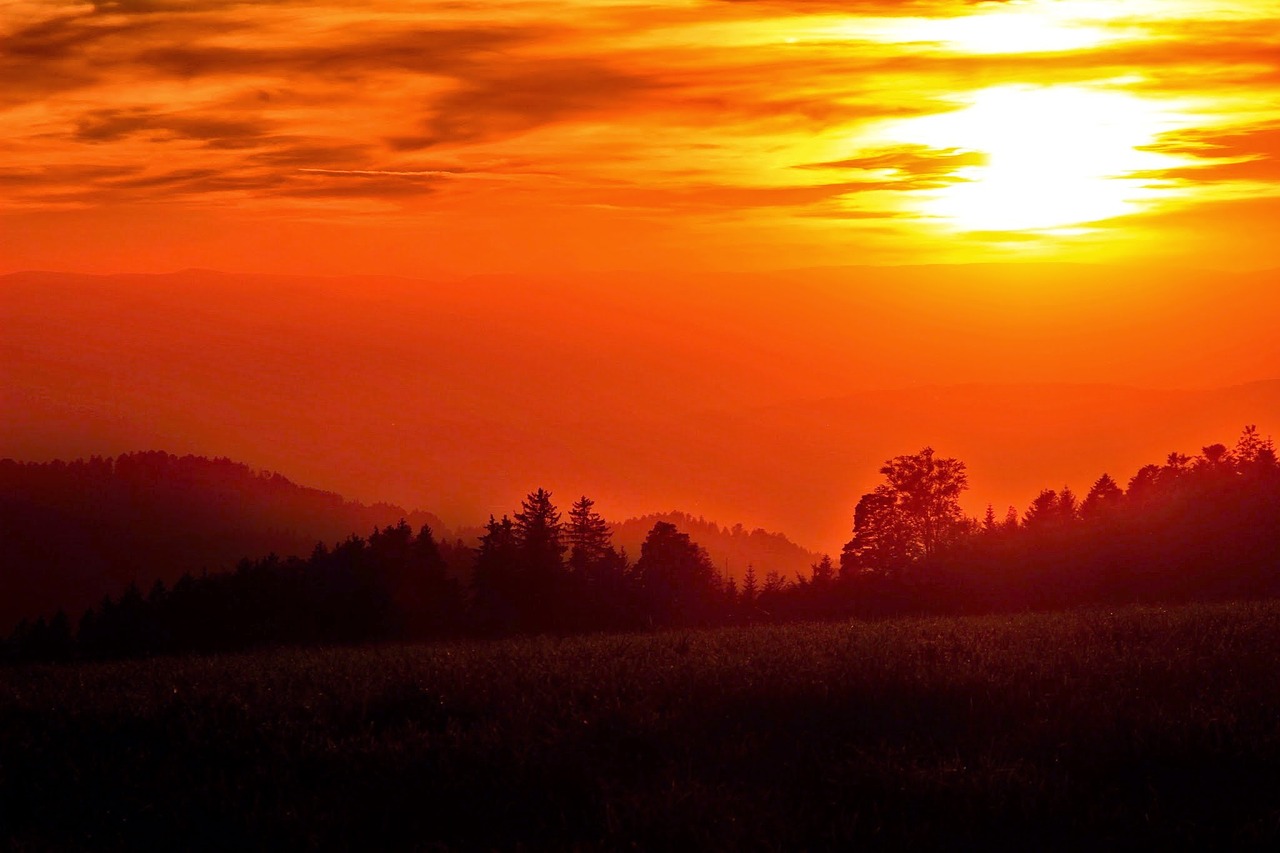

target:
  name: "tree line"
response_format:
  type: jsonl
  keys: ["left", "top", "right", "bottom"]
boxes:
{"left": 0, "top": 451, "right": 445, "bottom": 630}
{"left": 5, "top": 427, "right": 1279, "bottom": 662}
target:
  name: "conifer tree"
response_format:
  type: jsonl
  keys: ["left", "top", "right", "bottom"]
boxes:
{"left": 513, "top": 488, "right": 566, "bottom": 579}
{"left": 472, "top": 515, "right": 519, "bottom": 630}
{"left": 567, "top": 495, "right": 612, "bottom": 575}
{"left": 741, "top": 563, "right": 759, "bottom": 604}
{"left": 1080, "top": 473, "right": 1123, "bottom": 521}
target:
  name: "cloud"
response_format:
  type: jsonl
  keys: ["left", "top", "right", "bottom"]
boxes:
{"left": 86, "top": 0, "right": 281, "bottom": 13}
{"left": 796, "top": 146, "right": 985, "bottom": 188}
{"left": 247, "top": 143, "right": 377, "bottom": 169}
{"left": 597, "top": 180, "right": 909, "bottom": 213}
{"left": 279, "top": 170, "right": 449, "bottom": 198}
{"left": 2, "top": 0, "right": 1276, "bottom": 260}
{"left": 74, "top": 108, "right": 272, "bottom": 147}
{"left": 709, "top": 0, "right": 991, "bottom": 12}
{"left": 1141, "top": 124, "right": 1280, "bottom": 183}
{"left": 390, "top": 61, "right": 660, "bottom": 149}
{"left": 0, "top": 164, "right": 141, "bottom": 188}
{"left": 131, "top": 27, "right": 537, "bottom": 80}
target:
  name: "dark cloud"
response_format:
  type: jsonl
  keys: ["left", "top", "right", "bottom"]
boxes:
{"left": 89, "top": 0, "right": 197, "bottom": 12}
{"left": 7, "top": 161, "right": 450, "bottom": 205}
{"left": 104, "top": 168, "right": 225, "bottom": 189}
{"left": 396, "top": 62, "right": 659, "bottom": 148}
{"left": 0, "top": 164, "right": 141, "bottom": 187}
{"left": 2, "top": 14, "right": 540, "bottom": 113}
{"left": 75, "top": 108, "right": 271, "bottom": 147}
{"left": 0, "top": 11, "right": 186, "bottom": 104}
{"left": 4, "top": 13, "right": 122, "bottom": 59}
{"left": 87, "top": 0, "right": 286, "bottom": 13}
{"left": 133, "top": 27, "right": 535, "bottom": 79}
{"left": 247, "top": 141, "right": 378, "bottom": 168}
{"left": 278, "top": 171, "right": 448, "bottom": 198}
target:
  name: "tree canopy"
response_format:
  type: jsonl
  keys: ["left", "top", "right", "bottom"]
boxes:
{"left": 841, "top": 447, "right": 969, "bottom": 578}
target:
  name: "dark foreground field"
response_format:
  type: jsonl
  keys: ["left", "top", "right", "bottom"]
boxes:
{"left": 5, "top": 603, "right": 1280, "bottom": 849}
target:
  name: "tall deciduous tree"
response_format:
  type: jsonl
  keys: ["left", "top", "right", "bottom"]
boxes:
{"left": 635, "top": 521, "right": 720, "bottom": 625}
{"left": 841, "top": 447, "right": 969, "bottom": 577}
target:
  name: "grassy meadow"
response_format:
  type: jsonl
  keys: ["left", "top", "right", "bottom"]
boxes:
{"left": 5, "top": 602, "right": 1280, "bottom": 849}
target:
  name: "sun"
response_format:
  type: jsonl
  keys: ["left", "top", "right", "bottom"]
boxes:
{"left": 874, "top": 84, "right": 1197, "bottom": 233}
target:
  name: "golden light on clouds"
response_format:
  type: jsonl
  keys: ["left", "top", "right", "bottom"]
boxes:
{"left": 877, "top": 84, "right": 1199, "bottom": 232}
{"left": 1, "top": 0, "right": 1278, "bottom": 272}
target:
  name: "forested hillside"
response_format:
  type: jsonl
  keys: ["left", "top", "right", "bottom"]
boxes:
{"left": 612, "top": 511, "right": 820, "bottom": 584}
{"left": 0, "top": 452, "right": 444, "bottom": 630}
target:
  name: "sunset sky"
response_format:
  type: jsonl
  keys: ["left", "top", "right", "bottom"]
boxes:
{"left": 4, "top": 0, "right": 1279, "bottom": 275}
{"left": 4, "top": 1, "right": 1280, "bottom": 552}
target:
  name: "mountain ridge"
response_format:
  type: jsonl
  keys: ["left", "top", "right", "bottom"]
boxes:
{"left": 5, "top": 265, "right": 1279, "bottom": 552}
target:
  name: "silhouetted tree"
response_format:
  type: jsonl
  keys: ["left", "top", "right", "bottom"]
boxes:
{"left": 982, "top": 504, "right": 999, "bottom": 534}
{"left": 1235, "top": 424, "right": 1277, "bottom": 472}
{"left": 1024, "top": 487, "right": 1078, "bottom": 529}
{"left": 741, "top": 563, "right": 759, "bottom": 607}
{"left": 635, "top": 521, "right": 721, "bottom": 626}
{"left": 401, "top": 524, "right": 462, "bottom": 636}
{"left": 842, "top": 447, "right": 969, "bottom": 578}
{"left": 472, "top": 515, "right": 519, "bottom": 632}
{"left": 1080, "top": 474, "right": 1123, "bottom": 521}
{"left": 1127, "top": 464, "right": 1163, "bottom": 506}
{"left": 841, "top": 488, "right": 914, "bottom": 577}
{"left": 567, "top": 496, "right": 612, "bottom": 575}
{"left": 514, "top": 489, "right": 566, "bottom": 577}
{"left": 810, "top": 554, "right": 835, "bottom": 587}
{"left": 513, "top": 488, "right": 567, "bottom": 629}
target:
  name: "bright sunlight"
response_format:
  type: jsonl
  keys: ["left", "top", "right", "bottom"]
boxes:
{"left": 881, "top": 85, "right": 1197, "bottom": 232}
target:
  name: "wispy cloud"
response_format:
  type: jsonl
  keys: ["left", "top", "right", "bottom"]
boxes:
{"left": 1, "top": 0, "right": 1277, "bottom": 268}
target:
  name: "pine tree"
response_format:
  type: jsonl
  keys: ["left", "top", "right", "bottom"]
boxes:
{"left": 511, "top": 488, "right": 568, "bottom": 629}
{"left": 1081, "top": 473, "right": 1123, "bottom": 521}
{"left": 741, "top": 563, "right": 759, "bottom": 604}
{"left": 810, "top": 554, "right": 835, "bottom": 586}
{"left": 472, "top": 515, "right": 518, "bottom": 631}
{"left": 391, "top": 524, "right": 460, "bottom": 636}
{"left": 567, "top": 495, "right": 612, "bottom": 576}
{"left": 513, "top": 488, "right": 566, "bottom": 579}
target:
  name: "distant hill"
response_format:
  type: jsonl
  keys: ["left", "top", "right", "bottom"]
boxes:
{"left": 403, "top": 510, "right": 824, "bottom": 585}
{"left": 612, "top": 511, "right": 823, "bottom": 584}
{"left": 0, "top": 452, "right": 445, "bottom": 631}
{"left": 5, "top": 266, "right": 1280, "bottom": 552}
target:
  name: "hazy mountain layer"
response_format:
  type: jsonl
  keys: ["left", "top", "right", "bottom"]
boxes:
{"left": 4, "top": 265, "right": 1278, "bottom": 551}
{"left": 0, "top": 453, "right": 443, "bottom": 630}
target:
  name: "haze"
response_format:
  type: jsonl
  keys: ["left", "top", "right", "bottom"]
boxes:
{"left": 3, "top": 0, "right": 1279, "bottom": 553}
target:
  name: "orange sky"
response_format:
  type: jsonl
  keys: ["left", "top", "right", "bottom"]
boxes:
{"left": 3, "top": 2, "right": 1280, "bottom": 555}
{"left": 3, "top": 0, "right": 1279, "bottom": 274}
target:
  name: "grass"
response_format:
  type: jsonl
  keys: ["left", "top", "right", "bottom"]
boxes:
{"left": 5, "top": 602, "right": 1280, "bottom": 849}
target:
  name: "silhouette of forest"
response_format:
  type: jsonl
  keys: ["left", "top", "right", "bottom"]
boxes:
{"left": 0, "top": 452, "right": 446, "bottom": 630}
{"left": 611, "top": 511, "right": 820, "bottom": 583}
{"left": 4, "top": 427, "right": 1279, "bottom": 663}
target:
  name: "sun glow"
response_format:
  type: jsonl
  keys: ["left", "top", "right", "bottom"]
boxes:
{"left": 869, "top": 9, "right": 1126, "bottom": 55}
{"left": 880, "top": 85, "right": 1198, "bottom": 232}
